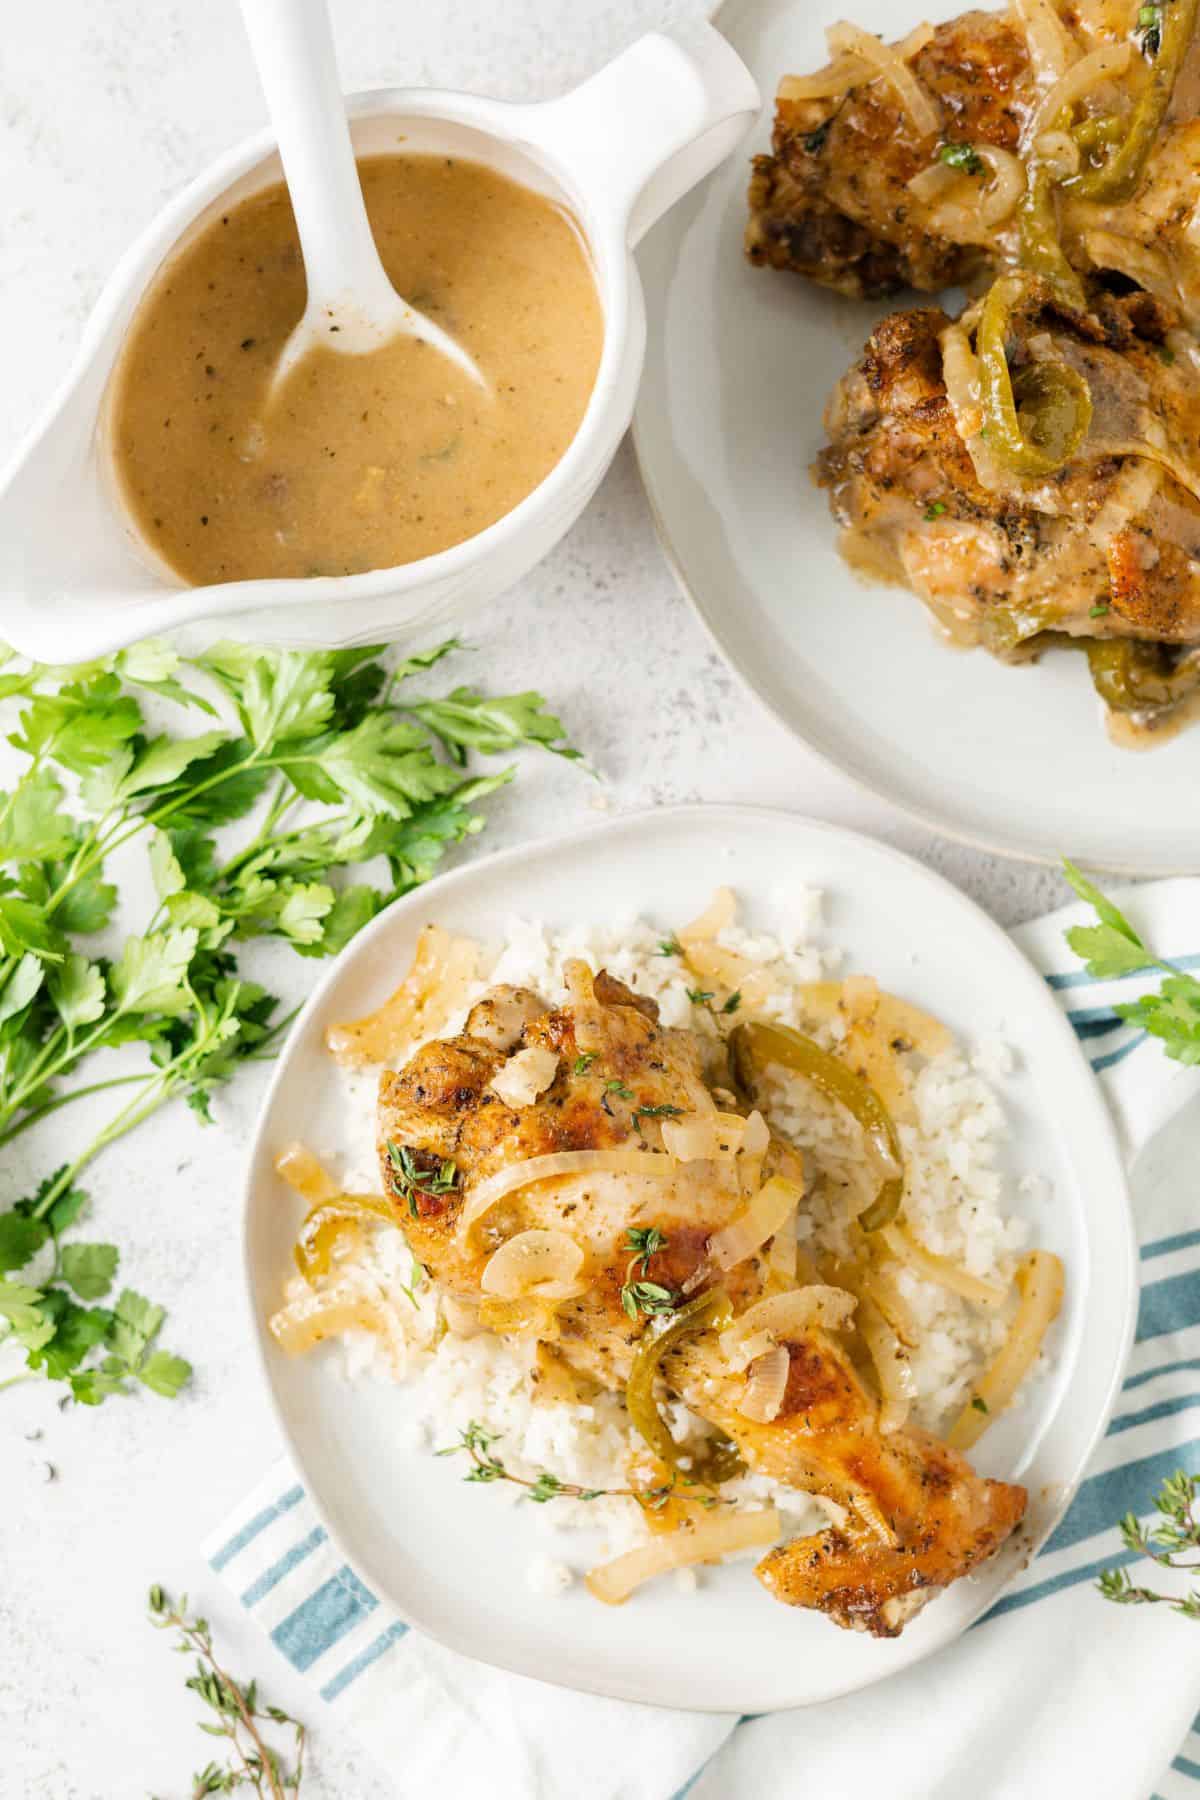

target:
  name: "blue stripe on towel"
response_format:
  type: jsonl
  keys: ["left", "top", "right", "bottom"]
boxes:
{"left": 1126, "top": 1359, "right": 1200, "bottom": 1394}
{"left": 1046, "top": 951, "right": 1200, "bottom": 991}
{"left": 1144, "top": 1230, "right": 1200, "bottom": 1262}
{"left": 271, "top": 1566, "right": 377, "bottom": 1673}
{"left": 320, "top": 1620, "right": 411, "bottom": 1703}
{"left": 209, "top": 1484, "right": 305, "bottom": 1572}
{"left": 1046, "top": 1442, "right": 1200, "bottom": 1558}
{"left": 981, "top": 1547, "right": 1141, "bottom": 1625}
{"left": 1138, "top": 1269, "right": 1200, "bottom": 1345}
{"left": 1173, "top": 1755, "right": 1200, "bottom": 1781}
{"left": 1108, "top": 1395, "right": 1200, "bottom": 1437}
{"left": 241, "top": 1525, "right": 327, "bottom": 1607}
{"left": 1090, "top": 1034, "right": 1147, "bottom": 1073}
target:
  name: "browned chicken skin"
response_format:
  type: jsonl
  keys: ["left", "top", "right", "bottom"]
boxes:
{"left": 747, "top": 10, "right": 1035, "bottom": 298}
{"left": 747, "top": 4, "right": 1200, "bottom": 727}
{"left": 746, "top": 8, "right": 1200, "bottom": 314}
{"left": 818, "top": 285, "right": 1200, "bottom": 653}
{"left": 378, "top": 971, "right": 1027, "bottom": 1636}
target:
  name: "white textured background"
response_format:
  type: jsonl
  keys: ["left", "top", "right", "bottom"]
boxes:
{"left": 1, "top": 1, "right": 1070, "bottom": 1795}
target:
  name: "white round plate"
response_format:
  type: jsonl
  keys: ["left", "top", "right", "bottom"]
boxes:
{"left": 634, "top": 0, "right": 1200, "bottom": 874}
{"left": 243, "top": 805, "right": 1134, "bottom": 1712}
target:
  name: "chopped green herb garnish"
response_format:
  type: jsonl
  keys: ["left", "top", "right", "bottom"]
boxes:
{"left": 1158, "top": 344, "right": 1177, "bottom": 364}
{"left": 971, "top": 1396, "right": 989, "bottom": 1414}
{"left": 685, "top": 987, "right": 714, "bottom": 1006}
{"left": 634, "top": 1103, "right": 684, "bottom": 1120}
{"left": 801, "top": 120, "right": 831, "bottom": 156}
{"left": 1089, "top": 602, "right": 1111, "bottom": 618}
{"left": 924, "top": 500, "right": 948, "bottom": 520}
{"left": 620, "top": 1226, "right": 677, "bottom": 1320}
{"left": 573, "top": 1052, "right": 596, "bottom": 1075}
{"left": 938, "top": 141, "right": 984, "bottom": 175}
{"left": 386, "top": 1142, "right": 458, "bottom": 1219}
{"left": 605, "top": 1079, "right": 635, "bottom": 1100}
{"left": 722, "top": 991, "right": 742, "bottom": 1015}
{"left": 657, "top": 937, "right": 683, "bottom": 957}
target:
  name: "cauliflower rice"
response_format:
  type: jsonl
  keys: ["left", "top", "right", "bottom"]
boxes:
{"left": 299, "top": 891, "right": 1039, "bottom": 1586}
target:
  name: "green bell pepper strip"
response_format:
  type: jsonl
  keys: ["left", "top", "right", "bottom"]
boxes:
{"left": 626, "top": 1287, "right": 745, "bottom": 1483}
{"left": 977, "top": 274, "right": 1094, "bottom": 478}
{"left": 1067, "top": 0, "right": 1198, "bottom": 202}
{"left": 1017, "top": 112, "right": 1088, "bottom": 311}
{"left": 730, "top": 1020, "right": 904, "bottom": 1233}
{"left": 1086, "top": 639, "right": 1200, "bottom": 712}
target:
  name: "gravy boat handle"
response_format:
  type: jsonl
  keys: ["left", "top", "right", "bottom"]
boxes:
{"left": 518, "top": 24, "right": 760, "bottom": 247}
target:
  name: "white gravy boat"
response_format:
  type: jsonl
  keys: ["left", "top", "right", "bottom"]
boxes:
{"left": 0, "top": 24, "right": 758, "bottom": 663}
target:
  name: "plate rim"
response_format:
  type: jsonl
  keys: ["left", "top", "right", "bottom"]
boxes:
{"left": 240, "top": 802, "right": 1138, "bottom": 1711}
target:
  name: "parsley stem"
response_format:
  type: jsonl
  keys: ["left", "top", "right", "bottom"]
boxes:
{"left": 0, "top": 1071, "right": 151, "bottom": 1148}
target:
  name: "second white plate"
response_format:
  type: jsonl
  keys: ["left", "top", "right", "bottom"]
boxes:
{"left": 634, "top": 0, "right": 1200, "bottom": 873}
{"left": 242, "top": 805, "right": 1134, "bottom": 1713}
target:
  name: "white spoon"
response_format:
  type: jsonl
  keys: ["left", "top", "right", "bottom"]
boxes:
{"left": 237, "top": 0, "right": 487, "bottom": 394}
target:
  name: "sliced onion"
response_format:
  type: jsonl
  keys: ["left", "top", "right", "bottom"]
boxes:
{"left": 940, "top": 321, "right": 985, "bottom": 442}
{"left": 736, "top": 1109, "right": 771, "bottom": 1197}
{"left": 721, "top": 1285, "right": 857, "bottom": 1369}
{"left": 1082, "top": 436, "right": 1200, "bottom": 507}
{"left": 442, "top": 1294, "right": 484, "bottom": 1338}
{"left": 275, "top": 1142, "right": 339, "bottom": 1205}
{"left": 778, "top": 54, "right": 872, "bottom": 101}
{"left": 907, "top": 161, "right": 961, "bottom": 203}
{"left": 947, "top": 1250, "right": 1065, "bottom": 1450}
{"left": 661, "top": 1110, "right": 749, "bottom": 1162}
{"left": 269, "top": 1286, "right": 397, "bottom": 1357}
{"left": 1014, "top": 0, "right": 1073, "bottom": 84}
{"left": 766, "top": 1209, "right": 798, "bottom": 1288}
{"left": 1034, "top": 127, "right": 1081, "bottom": 179}
{"left": 325, "top": 925, "right": 478, "bottom": 1067}
{"left": 1029, "top": 40, "right": 1132, "bottom": 139}
{"left": 457, "top": 1148, "right": 677, "bottom": 1241}
{"left": 708, "top": 1176, "right": 803, "bottom": 1274}
{"left": 585, "top": 1507, "right": 781, "bottom": 1605}
{"left": 739, "top": 1345, "right": 791, "bottom": 1422}
{"left": 880, "top": 1223, "right": 1009, "bottom": 1309}
{"left": 680, "top": 887, "right": 737, "bottom": 942}
{"left": 477, "top": 1293, "right": 563, "bottom": 1340}
{"left": 862, "top": 1263, "right": 920, "bottom": 1348}
{"left": 480, "top": 1228, "right": 585, "bottom": 1300}
{"left": 975, "top": 147, "right": 1027, "bottom": 227}
{"left": 859, "top": 1297, "right": 917, "bottom": 1433}
{"left": 826, "top": 22, "right": 940, "bottom": 136}
{"left": 489, "top": 1045, "right": 559, "bottom": 1109}
{"left": 1081, "top": 231, "right": 1179, "bottom": 307}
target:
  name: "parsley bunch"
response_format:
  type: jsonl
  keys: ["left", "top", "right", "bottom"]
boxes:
{"left": 0, "top": 1167, "right": 189, "bottom": 1403}
{"left": 1063, "top": 860, "right": 1200, "bottom": 1062}
{"left": 0, "top": 637, "right": 580, "bottom": 1401}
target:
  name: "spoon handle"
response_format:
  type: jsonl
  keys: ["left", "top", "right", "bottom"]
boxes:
{"left": 236, "top": 0, "right": 396, "bottom": 314}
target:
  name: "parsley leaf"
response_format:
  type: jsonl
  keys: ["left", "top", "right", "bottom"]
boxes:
{"left": 1063, "top": 860, "right": 1200, "bottom": 1065}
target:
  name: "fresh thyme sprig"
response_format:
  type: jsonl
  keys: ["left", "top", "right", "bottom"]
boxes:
{"left": 1097, "top": 1471, "right": 1200, "bottom": 1619}
{"left": 437, "top": 1420, "right": 715, "bottom": 1513}
{"left": 620, "top": 1225, "right": 677, "bottom": 1321}
{"left": 147, "top": 1585, "right": 306, "bottom": 1798}
{"left": 385, "top": 1142, "right": 459, "bottom": 1220}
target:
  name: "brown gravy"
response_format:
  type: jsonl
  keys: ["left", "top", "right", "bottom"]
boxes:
{"left": 110, "top": 154, "right": 603, "bottom": 584}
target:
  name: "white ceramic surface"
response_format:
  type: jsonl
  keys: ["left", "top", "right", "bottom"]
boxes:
{"left": 633, "top": 0, "right": 1200, "bottom": 876}
{"left": 236, "top": 0, "right": 486, "bottom": 388}
{"left": 0, "top": 25, "right": 757, "bottom": 663}
{"left": 242, "top": 804, "right": 1136, "bottom": 1713}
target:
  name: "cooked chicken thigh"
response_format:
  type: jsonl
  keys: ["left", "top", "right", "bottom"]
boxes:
{"left": 746, "top": 7, "right": 1200, "bottom": 324}
{"left": 818, "top": 285, "right": 1200, "bottom": 656}
{"left": 377, "top": 968, "right": 1027, "bottom": 1636}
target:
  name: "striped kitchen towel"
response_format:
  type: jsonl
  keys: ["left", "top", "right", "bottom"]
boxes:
{"left": 206, "top": 880, "right": 1200, "bottom": 1800}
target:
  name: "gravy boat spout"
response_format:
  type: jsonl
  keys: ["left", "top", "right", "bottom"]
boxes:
{"left": 0, "top": 24, "right": 759, "bottom": 665}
